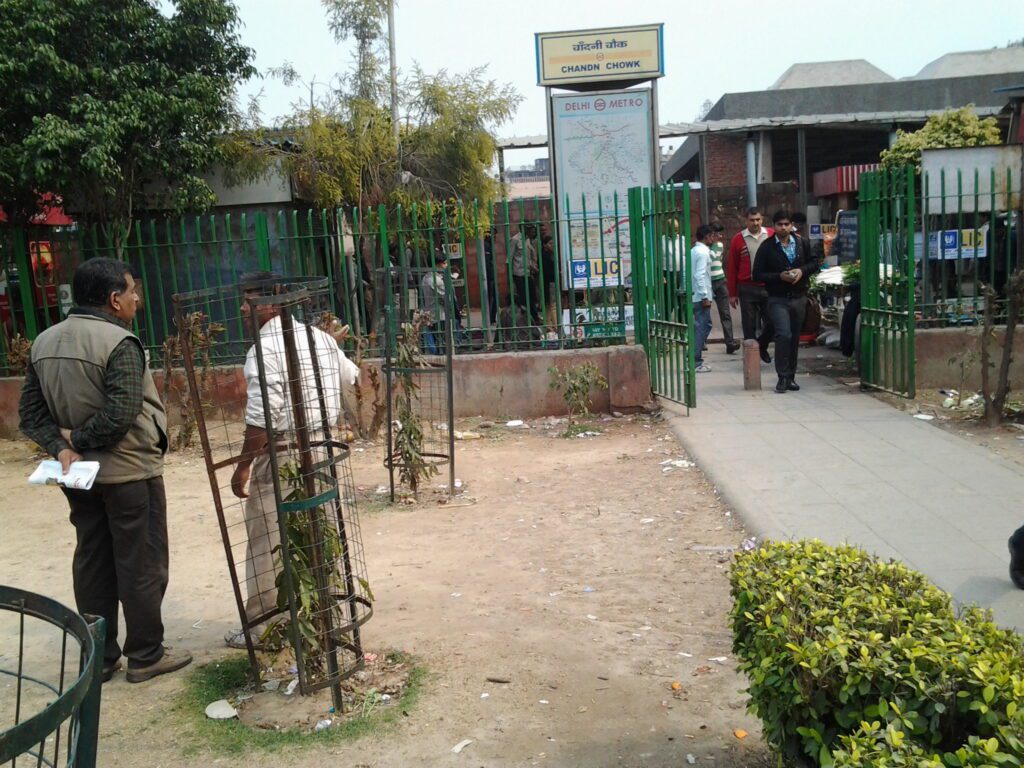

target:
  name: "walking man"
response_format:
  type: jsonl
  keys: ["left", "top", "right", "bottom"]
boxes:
{"left": 226, "top": 272, "right": 359, "bottom": 649}
{"left": 726, "top": 207, "right": 774, "bottom": 362}
{"left": 690, "top": 225, "right": 715, "bottom": 373}
{"left": 709, "top": 223, "right": 739, "bottom": 353}
{"left": 752, "top": 210, "right": 822, "bottom": 393}
{"left": 19, "top": 257, "right": 192, "bottom": 683}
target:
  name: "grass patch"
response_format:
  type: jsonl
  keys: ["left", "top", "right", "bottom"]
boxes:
{"left": 175, "top": 651, "right": 426, "bottom": 757}
{"left": 561, "top": 422, "right": 602, "bottom": 438}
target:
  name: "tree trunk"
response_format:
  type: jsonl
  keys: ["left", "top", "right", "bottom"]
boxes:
{"left": 981, "top": 284, "right": 997, "bottom": 426}
{"left": 992, "top": 270, "right": 1024, "bottom": 424}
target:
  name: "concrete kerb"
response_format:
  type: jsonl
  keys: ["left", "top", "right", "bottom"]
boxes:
{"left": 660, "top": 399, "right": 775, "bottom": 542}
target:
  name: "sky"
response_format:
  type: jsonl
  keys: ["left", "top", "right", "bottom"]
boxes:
{"left": 229, "top": 0, "right": 1023, "bottom": 167}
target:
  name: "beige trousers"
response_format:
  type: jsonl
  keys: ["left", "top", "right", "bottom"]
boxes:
{"left": 242, "top": 454, "right": 280, "bottom": 622}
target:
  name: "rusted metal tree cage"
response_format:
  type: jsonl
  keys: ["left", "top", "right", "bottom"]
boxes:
{"left": 383, "top": 266, "right": 456, "bottom": 501}
{"left": 0, "top": 586, "right": 104, "bottom": 767}
{"left": 172, "top": 276, "right": 372, "bottom": 711}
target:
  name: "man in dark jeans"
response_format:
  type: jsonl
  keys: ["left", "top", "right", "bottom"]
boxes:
{"left": 726, "top": 207, "right": 774, "bottom": 362}
{"left": 752, "top": 210, "right": 822, "bottom": 393}
{"left": 19, "top": 257, "right": 192, "bottom": 683}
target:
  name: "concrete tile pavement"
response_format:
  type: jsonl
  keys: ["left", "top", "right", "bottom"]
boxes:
{"left": 662, "top": 347, "right": 1024, "bottom": 629}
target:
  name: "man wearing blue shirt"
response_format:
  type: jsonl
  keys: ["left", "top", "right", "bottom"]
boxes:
{"left": 689, "top": 225, "right": 715, "bottom": 373}
{"left": 752, "top": 210, "right": 822, "bottom": 393}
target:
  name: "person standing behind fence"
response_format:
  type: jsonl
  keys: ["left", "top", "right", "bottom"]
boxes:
{"left": 420, "top": 251, "right": 450, "bottom": 354}
{"left": 726, "top": 207, "right": 774, "bottom": 362}
{"left": 226, "top": 271, "right": 359, "bottom": 650}
{"left": 752, "top": 210, "right": 822, "bottom": 394}
{"left": 509, "top": 223, "right": 541, "bottom": 326}
{"left": 540, "top": 233, "right": 559, "bottom": 330}
{"left": 709, "top": 223, "right": 739, "bottom": 354}
{"left": 19, "top": 257, "right": 192, "bottom": 684}
{"left": 690, "top": 225, "right": 716, "bottom": 373}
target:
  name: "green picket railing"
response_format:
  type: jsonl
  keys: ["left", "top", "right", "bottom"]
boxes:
{"left": 859, "top": 167, "right": 916, "bottom": 397}
{"left": 628, "top": 182, "right": 695, "bottom": 408}
{"left": 1, "top": 194, "right": 644, "bottom": 374}
{"left": 920, "top": 167, "right": 1021, "bottom": 327}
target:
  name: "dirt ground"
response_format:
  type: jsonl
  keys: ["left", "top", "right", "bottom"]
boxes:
{"left": 0, "top": 415, "right": 769, "bottom": 767}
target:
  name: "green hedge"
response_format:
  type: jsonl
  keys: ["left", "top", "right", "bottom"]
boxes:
{"left": 729, "top": 540, "right": 1024, "bottom": 767}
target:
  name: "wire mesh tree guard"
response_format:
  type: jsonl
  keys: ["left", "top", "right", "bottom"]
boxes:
{"left": 172, "top": 276, "right": 372, "bottom": 711}
{"left": 382, "top": 266, "right": 456, "bottom": 502}
{"left": 0, "top": 586, "right": 104, "bottom": 767}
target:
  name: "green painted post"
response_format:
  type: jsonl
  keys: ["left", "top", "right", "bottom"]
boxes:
{"left": 254, "top": 212, "right": 272, "bottom": 272}
{"left": 682, "top": 183, "right": 695, "bottom": 408}
{"left": 905, "top": 165, "right": 916, "bottom": 398}
{"left": 75, "top": 615, "right": 107, "bottom": 768}
{"left": 627, "top": 187, "right": 648, "bottom": 357}
{"left": 12, "top": 227, "right": 38, "bottom": 339}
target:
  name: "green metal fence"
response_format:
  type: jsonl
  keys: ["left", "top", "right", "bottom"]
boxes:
{"left": 859, "top": 167, "right": 917, "bottom": 397}
{"left": 920, "top": 167, "right": 1021, "bottom": 327}
{"left": 1, "top": 195, "right": 643, "bottom": 375}
{"left": 858, "top": 164, "right": 1022, "bottom": 398}
{"left": 628, "top": 183, "right": 695, "bottom": 408}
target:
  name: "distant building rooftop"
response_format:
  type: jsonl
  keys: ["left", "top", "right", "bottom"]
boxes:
{"left": 770, "top": 59, "right": 893, "bottom": 89}
{"left": 914, "top": 47, "right": 1024, "bottom": 80}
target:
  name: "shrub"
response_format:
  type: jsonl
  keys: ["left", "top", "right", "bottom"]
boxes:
{"left": 730, "top": 540, "right": 1024, "bottom": 767}
{"left": 547, "top": 362, "right": 608, "bottom": 435}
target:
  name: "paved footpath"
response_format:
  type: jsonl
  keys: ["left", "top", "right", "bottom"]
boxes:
{"left": 662, "top": 348, "right": 1024, "bottom": 629}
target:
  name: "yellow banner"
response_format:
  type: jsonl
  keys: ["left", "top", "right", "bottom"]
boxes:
{"left": 536, "top": 24, "right": 664, "bottom": 87}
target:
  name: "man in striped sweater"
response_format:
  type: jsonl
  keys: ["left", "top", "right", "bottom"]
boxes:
{"left": 708, "top": 224, "right": 739, "bottom": 354}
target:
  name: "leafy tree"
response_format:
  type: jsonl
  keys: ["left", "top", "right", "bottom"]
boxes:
{"left": 0, "top": 0, "right": 255, "bottom": 247}
{"left": 880, "top": 106, "right": 1002, "bottom": 171}
{"left": 322, "top": 0, "right": 391, "bottom": 104}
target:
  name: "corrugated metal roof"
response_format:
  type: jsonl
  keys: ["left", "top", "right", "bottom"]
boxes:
{"left": 659, "top": 106, "right": 1006, "bottom": 181}
{"left": 499, "top": 106, "right": 1003, "bottom": 153}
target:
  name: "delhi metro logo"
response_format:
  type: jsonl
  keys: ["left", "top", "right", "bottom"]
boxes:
{"left": 594, "top": 98, "right": 606, "bottom": 112}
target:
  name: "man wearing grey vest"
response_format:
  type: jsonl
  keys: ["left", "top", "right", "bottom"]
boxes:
{"left": 19, "top": 257, "right": 192, "bottom": 683}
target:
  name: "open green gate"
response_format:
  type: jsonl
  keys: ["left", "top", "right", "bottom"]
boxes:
{"left": 858, "top": 167, "right": 917, "bottom": 397}
{"left": 628, "top": 183, "right": 695, "bottom": 407}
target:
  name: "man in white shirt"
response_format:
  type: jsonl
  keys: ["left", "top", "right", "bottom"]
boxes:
{"left": 225, "top": 272, "right": 360, "bottom": 649}
{"left": 690, "top": 225, "right": 715, "bottom": 372}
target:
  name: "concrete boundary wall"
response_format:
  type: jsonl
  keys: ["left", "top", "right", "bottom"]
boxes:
{"left": 916, "top": 327, "right": 1024, "bottom": 391}
{"left": 0, "top": 345, "right": 653, "bottom": 440}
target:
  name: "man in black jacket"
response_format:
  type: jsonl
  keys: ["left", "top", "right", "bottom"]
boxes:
{"left": 752, "top": 210, "right": 822, "bottom": 394}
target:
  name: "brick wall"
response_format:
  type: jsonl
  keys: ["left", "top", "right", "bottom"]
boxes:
{"left": 706, "top": 182, "right": 801, "bottom": 237}
{"left": 704, "top": 134, "right": 748, "bottom": 188}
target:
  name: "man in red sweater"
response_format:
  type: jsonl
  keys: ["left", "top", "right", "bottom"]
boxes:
{"left": 726, "top": 207, "right": 774, "bottom": 362}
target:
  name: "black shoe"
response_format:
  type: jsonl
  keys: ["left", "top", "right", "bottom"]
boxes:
{"left": 759, "top": 339, "right": 772, "bottom": 364}
{"left": 102, "top": 660, "right": 123, "bottom": 683}
{"left": 786, "top": 378, "right": 800, "bottom": 391}
{"left": 774, "top": 379, "right": 788, "bottom": 394}
{"left": 725, "top": 342, "right": 740, "bottom": 354}
{"left": 1010, "top": 539, "right": 1024, "bottom": 589}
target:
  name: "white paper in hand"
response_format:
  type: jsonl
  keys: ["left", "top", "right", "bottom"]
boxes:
{"left": 28, "top": 460, "right": 100, "bottom": 491}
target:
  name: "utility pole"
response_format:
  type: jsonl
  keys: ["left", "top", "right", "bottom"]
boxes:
{"left": 387, "top": 0, "right": 398, "bottom": 145}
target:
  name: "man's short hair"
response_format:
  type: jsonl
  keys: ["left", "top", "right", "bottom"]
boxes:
{"left": 772, "top": 209, "right": 793, "bottom": 224}
{"left": 72, "top": 257, "right": 130, "bottom": 308}
{"left": 695, "top": 224, "right": 714, "bottom": 241}
{"left": 238, "top": 270, "right": 279, "bottom": 296}
{"left": 791, "top": 211, "right": 807, "bottom": 225}
{"left": 745, "top": 207, "right": 762, "bottom": 217}
{"left": 710, "top": 222, "right": 725, "bottom": 232}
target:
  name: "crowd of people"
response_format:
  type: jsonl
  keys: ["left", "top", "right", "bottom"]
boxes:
{"left": 694, "top": 206, "right": 823, "bottom": 393}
